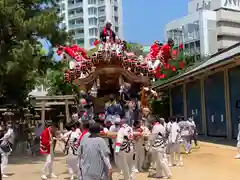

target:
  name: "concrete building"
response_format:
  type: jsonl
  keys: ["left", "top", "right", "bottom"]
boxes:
{"left": 57, "top": 0, "right": 123, "bottom": 49}
{"left": 165, "top": 0, "right": 240, "bottom": 57}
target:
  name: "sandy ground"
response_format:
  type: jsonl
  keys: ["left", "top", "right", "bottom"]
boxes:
{"left": 5, "top": 142, "right": 240, "bottom": 180}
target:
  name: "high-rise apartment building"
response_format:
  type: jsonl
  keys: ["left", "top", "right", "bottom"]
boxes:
{"left": 165, "top": 0, "right": 240, "bottom": 57}
{"left": 57, "top": 0, "right": 123, "bottom": 49}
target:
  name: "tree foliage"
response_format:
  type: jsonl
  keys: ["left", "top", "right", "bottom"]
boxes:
{"left": 35, "top": 61, "right": 78, "bottom": 96}
{"left": 0, "top": 0, "right": 68, "bottom": 105}
{"left": 125, "top": 42, "right": 144, "bottom": 56}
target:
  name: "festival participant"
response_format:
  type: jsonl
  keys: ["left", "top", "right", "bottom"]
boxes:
{"left": 149, "top": 40, "right": 161, "bottom": 58}
{"left": 188, "top": 117, "right": 198, "bottom": 147}
{"left": 109, "top": 117, "right": 122, "bottom": 170}
{"left": 100, "top": 21, "right": 116, "bottom": 43}
{"left": 179, "top": 118, "right": 192, "bottom": 155}
{"left": 105, "top": 94, "right": 124, "bottom": 124}
{"left": 235, "top": 118, "right": 240, "bottom": 159}
{"left": 169, "top": 117, "right": 183, "bottom": 167}
{"left": 141, "top": 107, "right": 152, "bottom": 128}
{"left": 40, "top": 123, "right": 58, "bottom": 180}
{"left": 0, "top": 123, "right": 15, "bottom": 178}
{"left": 75, "top": 122, "right": 82, "bottom": 136}
{"left": 61, "top": 123, "right": 80, "bottom": 180}
{"left": 78, "top": 123, "right": 112, "bottom": 180}
{"left": 149, "top": 118, "right": 172, "bottom": 179}
{"left": 159, "top": 38, "right": 174, "bottom": 63}
{"left": 133, "top": 120, "right": 150, "bottom": 172}
{"left": 115, "top": 120, "right": 135, "bottom": 180}
{"left": 77, "top": 121, "right": 91, "bottom": 146}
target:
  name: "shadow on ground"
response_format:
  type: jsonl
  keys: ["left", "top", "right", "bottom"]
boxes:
{"left": 198, "top": 135, "right": 236, "bottom": 147}
{"left": 9, "top": 152, "right": 65, "bottom": 165}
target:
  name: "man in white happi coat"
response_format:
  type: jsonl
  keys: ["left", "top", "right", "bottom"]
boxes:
{"left": 61, "top": 123, "right": 80, "bottom": 180}
{"left": 169, "top": 117, "right": 183, "bottom": 166}
{"left": 115, "top": 120, "right": 135, "bottom": 180}
{"left": 133, "top": 120, "right": 150, "bottom": 172}
{"left": 109, "top": 118, "right": 122, "bottom": 170}
{"left": 149, "top": 118, "right": 172, "bottom": 179}
{"left": 235, "top": 118, "right": 240, "bottom": 159}
{"left": 0, "top": 123, "right": 15, "bottom": 178}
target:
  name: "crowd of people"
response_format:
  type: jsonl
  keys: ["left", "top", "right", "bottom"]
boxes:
{"left": 38, "top": 107, "right": 199, "bottom": 180}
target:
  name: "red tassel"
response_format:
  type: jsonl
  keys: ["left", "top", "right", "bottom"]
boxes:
{"left": 56, "top": 50, "right": 62, "bottom": 55}
{"left": 171, "top": 66, "right": 176, "bottom": 71}
{"left": 180, "top": 61, "right": 185, "bottom": 69}
{"left": 179, "top": 43, "right": 183, "bottom": 49}
{"left": 93, "top": 39, "right": 100, "bottom": 46}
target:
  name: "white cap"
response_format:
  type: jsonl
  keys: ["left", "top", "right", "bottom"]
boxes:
{"left": 105, "top": 20, "right": 112, "bottom": 25}
{"left": 115, "top": 117, "right": 121, "bottom": 123}
{"left": 159, "top": 118, "right": 165, "bottom": 123}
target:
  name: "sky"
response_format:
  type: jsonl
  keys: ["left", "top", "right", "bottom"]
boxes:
{"left": 122, "top": 0, "right": 189, "bottom": 45}
{"left": 41, "top": 0, "right": 189, "bottom": 52}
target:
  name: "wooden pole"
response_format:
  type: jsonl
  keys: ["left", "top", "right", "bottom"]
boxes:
{"left": 65, "top": 100, "right": 70, "bottom": 123}
{"left": 224, "top": 68, "right": 231, "bottom": 139}
{"left": 41, "top": 101, "right": 46, "bottom": 127}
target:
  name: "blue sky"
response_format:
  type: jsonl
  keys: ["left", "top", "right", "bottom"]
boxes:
{"left": 122, "top": 0, "right": 189, "bottom": 44}
{"left": 41, "top": 0, "right": 189, "bottom": 51}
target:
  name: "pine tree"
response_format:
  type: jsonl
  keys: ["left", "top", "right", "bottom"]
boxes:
{"left": 0, "top": 0, "right": 68, "bottom": 105}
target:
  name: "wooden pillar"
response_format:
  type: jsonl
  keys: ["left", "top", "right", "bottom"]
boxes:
{"left": 169, "top": 88, "right": 173, "bottom": 116}
{"left": 200, "top": 77, "right": 207, "bottom": 136}
{"left": 65, "top": 100, "right": 70, "bottom": 123}
{"left": 224, "top": 68, "right": 231, "bottom": 139}
{"left": 60, "top": 119, "right": 64, "bottom": 132}
{"left": 41, "top": 101, "right": 46, "bottom": 126}
{"left": 183, "top": 83, "right": 187, "bottom": 120}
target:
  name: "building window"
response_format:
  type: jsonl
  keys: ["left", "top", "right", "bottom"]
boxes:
{"left": 68, "top": 0, "right": 74, "bottom": 4}
{"left": 217, "top": 21, "right": 240, "bottom": 28}
{"left": 115, "top": 27, "right": 119, "bottom": 33}
{"left": 98, "top": 0, "right": 104, "bottom": 5}
{"left": 99, "top": 7, "right": 105, "bottom": 12}
{"left": 114, "top": 6, "right": 118, "bottom": 12}
{"left": 88, "top": 0, "right": 97, "bottom": 4}
{"left": 114, "top": 16, "right": 118, "bottom": 23}
{"left": 88, "top": 7, "right": 97, "bottom": 15}
{"left": 77, "top": 29, "right": 84, "bottom": 34}
{"left": 88, "top": 18, "right": 97, "bottom": 25}
{"left": 76, "top": 39, "right": 84, "bottom": 45}
{"left": 76, "top": 18, "right": 84, "bottom": 24}
{"left": 76, "top": 0, "right": 82, "bottom": 3}
{"left": 89, "top": 28, "right": 98, "bottom": 36}
{"left": 76, "top": 8, "right": 83, "bottom": 14}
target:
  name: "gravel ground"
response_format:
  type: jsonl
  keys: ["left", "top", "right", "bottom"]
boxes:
{"left": 5, "top": 141, "right": 240, "bottom": 180}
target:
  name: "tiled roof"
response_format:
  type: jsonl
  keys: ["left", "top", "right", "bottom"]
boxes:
{"left": 153, "top": 42, "right": 240, "bottom": 89}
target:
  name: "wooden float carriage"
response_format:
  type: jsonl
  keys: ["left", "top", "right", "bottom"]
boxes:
{"left": 56, "top": 43, "right": 158, "bottom": 137}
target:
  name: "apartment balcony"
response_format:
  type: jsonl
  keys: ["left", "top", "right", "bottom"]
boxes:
{"left": 89, "top": 24, "right": 98, "bottom": 28}
{"left": 98, "top": 0, "right": 105, "bottom": 6}
{"left": 69, "top": 24, "right": 84, "bottom": 30}
{"left": 68, "top": 13, "right": 83, "bottom": 20}
{"left": 68, "top": 2, "right": 83, "bottom": 9}
{"left": 114, "top": 0, "right": 118, "bottom": 6}
{"left": 73, "top": 33, "right": 84, "bottom": 39}
{"left": 99, "top": 22, "right": 105, "bottom": 26}
{"left": 98, "top": 11, "right": 105, "bottom": 17}
{"left": 88, "top": 14, "right": 98, "bottom": 18}
{"left": 217, "top": 26, "right": 240, "bottom": 37}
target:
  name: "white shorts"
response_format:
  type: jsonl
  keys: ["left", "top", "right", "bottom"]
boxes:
{"left": 237, "top": 141, "right": 240, "bottom": 148}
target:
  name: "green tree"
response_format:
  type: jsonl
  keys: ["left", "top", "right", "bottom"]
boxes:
{"left": 36, "top": 61, "right": 78, "bottom": 96}
{"left": 0, "top": 0, "right": 68, "bottom": 105}
{"left": 125, "top": 42, "right": 144, "bottom": 56}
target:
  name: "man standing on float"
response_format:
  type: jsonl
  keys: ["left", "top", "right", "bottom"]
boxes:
{"left": 100, "top": 21, "right": 116, "bottom": 43}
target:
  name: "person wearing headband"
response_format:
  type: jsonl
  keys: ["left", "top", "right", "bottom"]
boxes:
{"left": 100, "top": 21, "right": 116, "bottom": 43}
